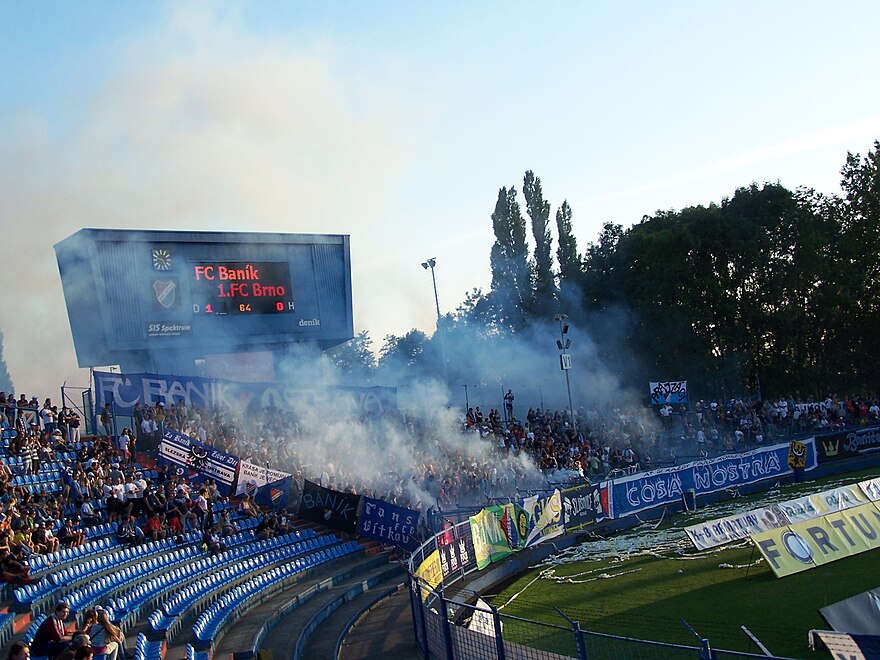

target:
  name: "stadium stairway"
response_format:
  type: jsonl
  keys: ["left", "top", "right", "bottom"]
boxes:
{"left": 203, "top": 546, "right": 404, "bottom": 660}
{"left": 336, "top": 585, "right": 423, "bottom": 660}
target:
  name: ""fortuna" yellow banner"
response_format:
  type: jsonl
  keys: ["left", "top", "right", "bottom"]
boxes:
{"left": 751, "top": 502, "right": 880, "bottom": 577}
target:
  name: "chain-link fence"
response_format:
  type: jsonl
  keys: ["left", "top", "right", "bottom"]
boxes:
{"left": 409, "top": 576, "right": 798, "bottom": 660}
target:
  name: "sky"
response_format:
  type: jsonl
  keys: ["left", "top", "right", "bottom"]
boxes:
{"left": 1, "top": 0, "right": 879, "bottom": 399}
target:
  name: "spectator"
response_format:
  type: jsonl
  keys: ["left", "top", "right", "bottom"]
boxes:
{"left": 7, "top": 642, "right": 29, "bottom": 660}
{"left": 56, "top": 634, "right": 91, "bottom": 660}
{"left": 237, "top": 494, "right": 259, "bottom": 519}
{"left": 87, "top": 608, "right": 122, "bottom": 660}
{"left": 202, "top": 528, "right": 226, "bottom": 555}
{"left": 79, "top": 495, "right": 101, "bottom": 527}
{"left": 116, "top": 515, "right": 144, "bottom": 546}
{"left": 99, "top": 404, "right": 113, "bottom": 438}
{"left": 143, "top": 512, "right": 167, "bottom": 542}
{"left": 116, "top": 430, "right": 133, "bottom": 466}
{"left": 31, "top": 602, "right": 73, "bottom": 658}
{"left": 503, "top": 389, "right": 515, "bottom": 420}
{"left": 57, "top": 516, "right": 85, "bottom": 547}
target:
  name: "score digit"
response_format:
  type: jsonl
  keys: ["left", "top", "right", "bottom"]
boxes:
{"left": 276, "top": 302, "right": 284, "bottom": 311}
{"left": 239, "top": 303, "right": 252, "bottom": 312}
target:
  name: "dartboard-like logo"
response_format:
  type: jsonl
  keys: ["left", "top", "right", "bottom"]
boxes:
{"left": 782, "top": 531, "right": 813, "bottom": 564}
{"left": 152, "top": 248, "right": 172, "bottom": 271}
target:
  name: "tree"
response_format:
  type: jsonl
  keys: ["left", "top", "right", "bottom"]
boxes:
{"left": 523, "top": 171, "right": 555, "bottom": 314}
{"left": 833, "top": 140, "right": 880, "bottom": 386}
{"left": 489, "top": 186, "right": 531, "bottom": 331}
{"left": 378, "top": 329, "right": 432, "bottom": 370}
{"left": 581, "top": 222, "right": 624, "bottom": 312}
{"left": 555, "top": 200, "right": 580, "bottom": 293}
{"left": 324, "top": 331, "right": 376, "bottom": 380}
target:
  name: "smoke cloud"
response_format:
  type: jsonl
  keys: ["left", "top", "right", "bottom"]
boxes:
{"left": 0, "top": 4, "right": 418, "bottom": 397}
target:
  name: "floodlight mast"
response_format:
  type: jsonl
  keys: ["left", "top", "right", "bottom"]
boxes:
{"left": 554, "top": 313, "right": 575, "bottom": 429}
{"left": 421, "top": 258, "right": 441, "bottom": 323}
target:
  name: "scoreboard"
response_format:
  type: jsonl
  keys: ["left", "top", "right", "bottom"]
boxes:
{"left": 190, "top": 261, "right": 294, "bottom": 315}
{"left": 54, "top": 229, "right": 353, "bottom": 371}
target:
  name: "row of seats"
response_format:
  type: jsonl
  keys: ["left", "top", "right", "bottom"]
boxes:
{"left": 4, "top": 452, "right": 80, "bottom": 469}
{"left": 18, "top": 534, "right": 197, "bottom": 610}
{"left": 22, "top": 511, "right": 264, "bottom": 611}
{"left": 149, "top": 533, "right": 341, "bottom": 641}
{"left": 67, "top": 518, "right": 280, "bottom": 619}
{"left": 112, "top": 528, "right": 316, "bottom": 625}
{"left": 29, "top": 532, "right": 118, "bottom": 573}
{"left": 184, "top": 643, "right": 209, "bottom": 660}
{"left": 133, "top": 632, "right": 163, "bottom": 660}
{"left": 192, "top": 540, "right": 362, "bottom": 646}
{"left": 10, "top": 469, "right": 61, "bottom": 485}
{"left": 21, "top": 613, "right": 45, "bottom": 646}
{"left": 62, "top": 532, "right": 209, "bottom": 613}
{"left": 0, "top": 611, "right": 17, "bottom": 649}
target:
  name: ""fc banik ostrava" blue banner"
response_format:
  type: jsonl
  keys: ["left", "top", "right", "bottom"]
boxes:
{"left": 608, "top": 440, "right": 817, "bottom": 518}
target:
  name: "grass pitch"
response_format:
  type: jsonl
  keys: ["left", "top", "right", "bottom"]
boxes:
{"left": 490, "top": 469, "right": 880, "bottom": 659}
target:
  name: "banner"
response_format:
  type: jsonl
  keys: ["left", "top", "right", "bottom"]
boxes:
{"left": 357, "top": 496, "right": 420, "bottom": 552}
{"left": 688, "top": 482, "right": 871, "bottom": 550}
{"left": 859, "top": 477, "right": 880, "bottom": 501}
{"left": 253, "top": 475, "right": 293, "bottom": 509}
{"left": 469, "top": 508, "right": 513, "bottom": 570}
{"left": 94, "top": 370, "right": 398, "bottom": 418}
{"left": 816, "top": 426, "right": 880, "bottom": 463}
{"left": 820, "top": 588, "right": 880, "bottom": 635}
{"left": 752, "top": 502, "right": 880, "bottom": 578}
{"left": 438, "top": 524, "right": 476, "bottom": 580}
{"left": 498, "top": 502, "right": 529, "bottom": 551}
{"left": 157, "top": 428, "right": 238, "bottom": 495}
{"left": 685, "top": 505, "right": 789, "bottom": 550}
{"left": 610, "top": 440, "right": 817, "bottom": 518}
{"left": 778, "top": 486, "right": 864, "bottom": 524}
{"left": 297, "top": 480, "right": 361, "bottom": 534}
{"left": 235, "top": 460, "right": 292, "bottom": 495}
{"left": 561, "top": 484, "right": 605, "bottom": 531}
{"left": 521, "top": 490, "right": 564, "bottom": 547}
{"left": 787, "top": 440, "right": 809, "bottom": 469}
{"left": 649, "top": 380, "right": 688, "bottom": 405}
{"left": 414, "top": 550, "right": 443, "bottom": 600}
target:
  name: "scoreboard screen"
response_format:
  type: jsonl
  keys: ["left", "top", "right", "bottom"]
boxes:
{"left": 54, "top": 229, "right": 354, "bottom": 369}
{"left": 190, "top": 261, "right": 295, "bottom": 315}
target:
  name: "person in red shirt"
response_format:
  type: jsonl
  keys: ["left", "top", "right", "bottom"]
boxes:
{"left": 31, "top": 602, "right": 73, "bottom": 657}
{"left": 143, "top": 513, "right": 167, "bottom": 541}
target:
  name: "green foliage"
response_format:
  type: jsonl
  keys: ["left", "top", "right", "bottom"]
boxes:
{"left": 378, "top": 329, "right": 432, "bottom": 371}
{"left": 573, "top": 141, "right": 880, "bottom": 397}
{"left": 382, "top": 142, "right": 880, "bottom": 399}
{"left": 555, "top": 200, "right": 580, "bottom": 294}
{"left": 324, "top": 330, "right": 375, "bottom": 380}
{"left": 523, "top": 171, "right": 555, "bottom": 314}
{"left": 489, "top": 186, "right": 532, "bottom": 331}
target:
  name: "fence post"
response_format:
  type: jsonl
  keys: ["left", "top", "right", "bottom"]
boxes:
{"left": 437, "top": 588, "right": 455, "bottom": 660}
{"left": 410, "top": 575, "right": 429, "bottom": 660}
{"left": 490, "top": 606, "right": 506, "bottom": 660}
{"left": 572, "top": 620, "right": 588, "bottom": 660}
{"left": 699, "top": 637, "right": 714, "bottom": 660}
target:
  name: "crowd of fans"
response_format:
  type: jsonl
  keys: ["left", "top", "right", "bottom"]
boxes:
{"left": 1, "top": 386, "right": 877, "bottom": 587}
{"left": 0, "top": 394, "right": 282, "bottom": 598}
{"left": 0, "top": 384, "right": 874, "bottom": 660}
